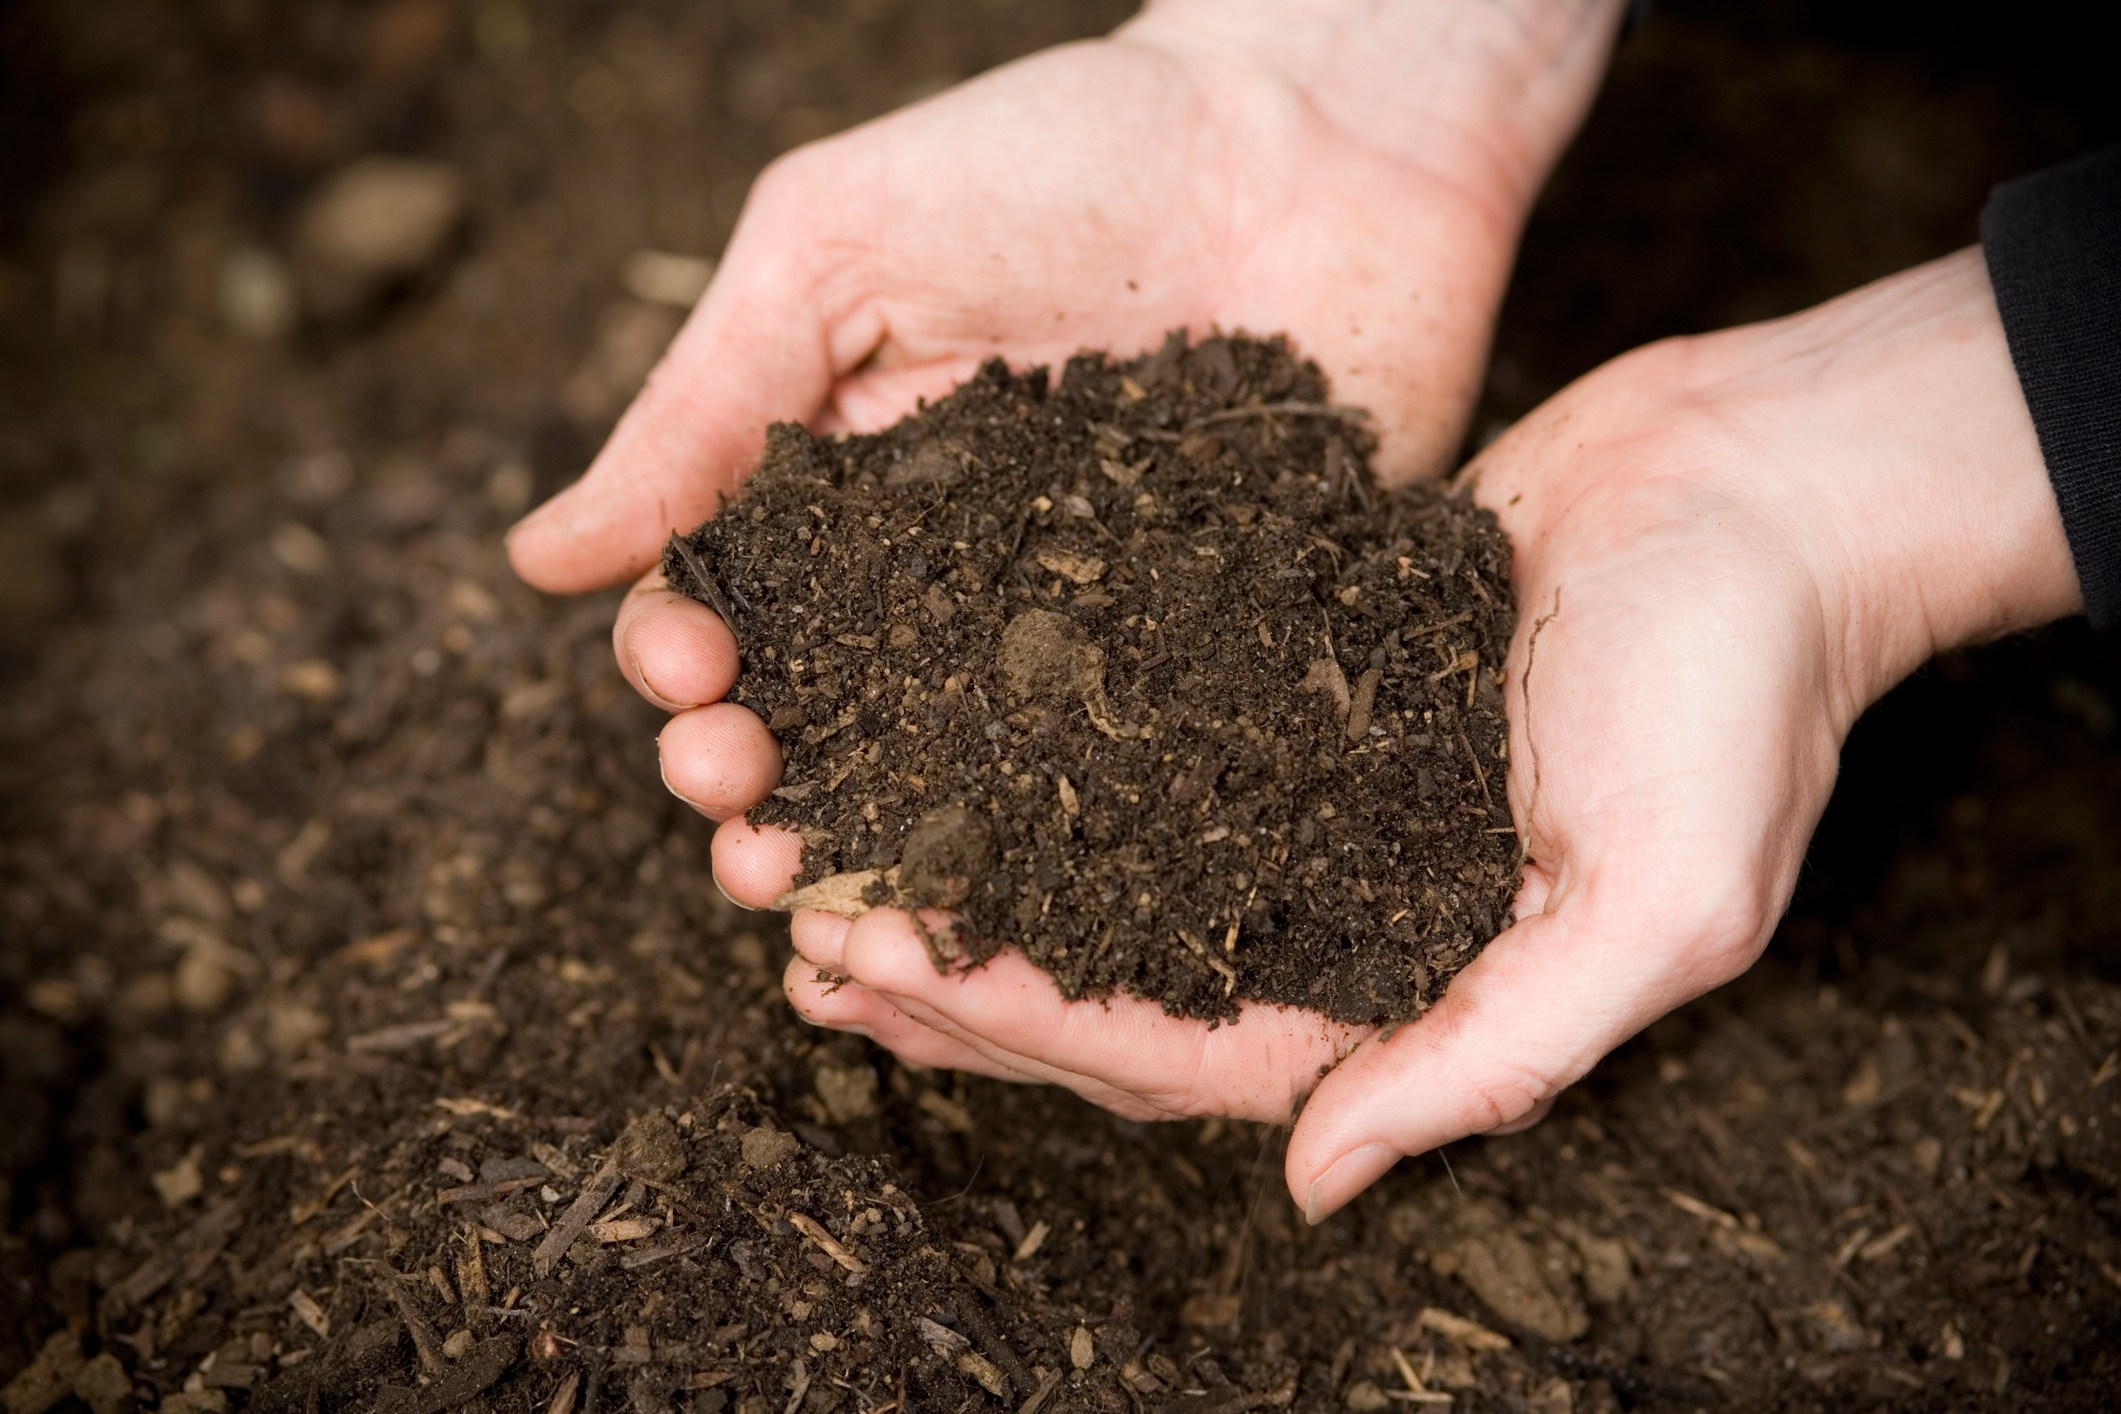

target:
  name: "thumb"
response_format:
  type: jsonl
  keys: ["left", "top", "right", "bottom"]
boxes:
{"left": 1285, "top": 880, "right": 1760, "bottom": 1222}
{"left": 506, "top": 184, "right": 844, "bottom": 594}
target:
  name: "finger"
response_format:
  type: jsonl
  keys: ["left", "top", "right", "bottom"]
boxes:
{"left": 506, "top": 154, "right": 864, "bottom": 594}
{"left": 709, "top": 819, "right": 805, "bottom": 909}
{"left": 837, "top": 907, "right": 1365, "bottom": 1123}
{"left": 1287, "top": 883, "right": 1762, "bottom": 1223}
{"left": 782, "top": 959, "right": 1043, "bottom": 1081}
{"left": 614, "top": 575, "right": 741, "bottom": 711}
{"left": 790, "top": 909, "right": 852, "bottom": 970}
{"left": 1480, "top": 1094, "right": 1555, "bottom": 1136}
{"left": 658, "top": 704, "right": 782, "bottom": 821}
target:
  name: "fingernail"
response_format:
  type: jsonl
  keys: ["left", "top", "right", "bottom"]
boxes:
{"left": 630, "top": 648, "right": 697, "bottom": 712}
{"left": 836, "top": 1023, "right": 875, "bottom": 1040}
{"left": 710, "top": 854, "right": 760, "bottom": 911}
{"left": 1303, "top": 1142, "right": 1399, "bottom": 1226}
{"left": 658, "top": 753, "right": 711, "bottom": 815}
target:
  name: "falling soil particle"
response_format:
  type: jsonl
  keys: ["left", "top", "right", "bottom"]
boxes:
{"left": 666, "top": 332, "right": 1519, "bottom": 1024}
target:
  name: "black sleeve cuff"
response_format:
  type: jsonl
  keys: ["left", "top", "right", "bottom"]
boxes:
{"left": 1981, "top": 148, "right": 2121, "bottom": 629}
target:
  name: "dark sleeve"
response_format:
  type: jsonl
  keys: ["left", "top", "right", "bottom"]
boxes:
{"left": 1981, "top": 148, "right": 2121, "bottom": 629}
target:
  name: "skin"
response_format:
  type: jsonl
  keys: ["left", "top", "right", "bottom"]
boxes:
{"left": 509, "top": 2, "right": 2082, "bottom": 1223}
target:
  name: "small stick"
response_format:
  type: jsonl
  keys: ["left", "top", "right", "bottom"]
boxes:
{"left": 380, "top": 1268, "right": 447, "bottom": 1376}
{"left": 666, "top": 533, "right": 737, "bottom": 624}
{"left": 1183, "top": 401, "right": 1367, "bottom": 432}
{"left": 1457, "top": 728, "right": 1491, "bottom": 815}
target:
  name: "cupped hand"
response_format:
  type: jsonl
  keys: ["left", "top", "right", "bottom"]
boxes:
{"left": 1285, "top": 247, "right": 2079, "bottom": 1217}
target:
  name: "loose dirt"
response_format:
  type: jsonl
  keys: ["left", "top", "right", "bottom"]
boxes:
{"left": 3, "top": 4, "right": 2118, "bottom": 1414}
{"left": 663, "top": 334, "right": 1517, "bottom": 1024}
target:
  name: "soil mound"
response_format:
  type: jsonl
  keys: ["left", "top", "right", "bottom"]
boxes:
{"left": 664, "top": 334, "right": 1519, "bottom": 1024}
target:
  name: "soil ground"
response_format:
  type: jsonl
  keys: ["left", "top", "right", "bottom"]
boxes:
{"left": 2, "top": 3, "right": 2119, "bottom": 1413}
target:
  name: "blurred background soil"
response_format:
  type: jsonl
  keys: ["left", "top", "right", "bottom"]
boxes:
{"left": 2, "top": 2, "right": 2118, "bottom": 1411}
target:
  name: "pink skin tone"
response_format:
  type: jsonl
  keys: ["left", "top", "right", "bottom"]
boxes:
{"left": 511, "top": 1, "right": 2081, "bottom": 1224}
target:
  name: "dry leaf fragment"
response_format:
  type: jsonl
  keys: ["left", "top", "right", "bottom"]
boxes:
{"left": 1035, "top": 549, "right": 1106, "bottom": 585}
{"left": 774, "top": 869, "right": 896, "bottom": 919}
{"left": 1301, "top": 656, "right": 1351, "bottom": 716}
{"left": 588, "top": 1217, "right": 658, "bottom": 1243}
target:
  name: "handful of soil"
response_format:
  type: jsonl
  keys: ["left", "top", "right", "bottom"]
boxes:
{"left": 663, "top": 332, "right": 1518, "bottom": 1024}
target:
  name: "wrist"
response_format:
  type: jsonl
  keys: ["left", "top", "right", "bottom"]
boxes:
{"left": 1490, "top": 248, "right": 2080, "bottom": 732}
{"left": 1726, "top": 249, "right": 2078, "bottom": 710}
{"left": 1123, "top": 0, "right": 1626, "bottom": 222}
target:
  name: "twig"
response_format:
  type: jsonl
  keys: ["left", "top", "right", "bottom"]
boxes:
{"left": 666, "top": 532, "right": 737, "bottom": 623}
{"left": 1183, "top": 401, "right": 1367, "bottom": 432}
{"left": 1457, "top": 728, "right": 1492, "bottom": 815}
{"left": 379, "top": 1267, "right": 446, "bottom": 1376}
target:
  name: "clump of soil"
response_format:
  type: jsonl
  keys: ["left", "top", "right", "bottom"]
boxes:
{"left": 663, "top": 333, "right": 1519, "bottom": 1025}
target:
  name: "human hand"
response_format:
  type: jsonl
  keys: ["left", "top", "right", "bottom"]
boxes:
{"left": 510, "top": 0, "right": 1627, "bottom": 594}
{"left": 1285, "top": 246, "right": 2081, "bottom": 1217}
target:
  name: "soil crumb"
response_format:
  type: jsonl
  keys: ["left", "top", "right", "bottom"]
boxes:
{"left": 665, "top": 332, "right": 1518, "bottom": 1024}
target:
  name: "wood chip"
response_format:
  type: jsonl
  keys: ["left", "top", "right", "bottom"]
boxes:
{"left": 918, "top": 1090, "right": 976, "bottom": 1133}
{"left": 456, "top": 1227, "right": 490, "bottom": 1314}
{"left": 1, "top": 1331, "right": 85, "bottom": 1414}
{"left": 1662, "top": 1187, "right": 1739, "bottom": 1229}
{"left": 1015, "top": 1368, "right": 1063, "bottom": 1414}
{"left": 347, "top": 1019, "right": 455, "bottom": 1053}
{"left": 956, "top": 1352, "right": 1008, "bottom": 1399}
{"left": 917, "top": 1317, "right": 970, "bottom": 1354}
{"left": 779, "top": 1359, "right": 811, "bottom": 1414}
{"left": 1012, "top": 1220, "right": 1049, "bottom": 1263}
{"left": 431, "top": 1097, "right": 521, "bottom": 1121}
{"left": 1418, "top": 1308, "right": 1510, "bottom": 1351}
{"left": 786, "top": 1212, "right": 868, "bottom": 1274}
{"left": 436, "top": 1177, "right": 543, "bottom": 1205}
{"left": 1389, "top": 1346, "right": 1452, "bottom": 1404}
{"left": 1858, "top": 1222, "right": 1917, "bottom": 1263}
{"left": 289, "top": 1288, "right": 330, "bottom": 1338}
{"left": 545, "top": 1370, "right": 580, "bottom": 1414}
{"left": 1346, "top": 667, "right": 1382, "bottom": 740}
{"left": 588, "top": 1216, "right": 659, "bottom": 1243}
{"left": 531, "top": 1153, "right": 623, "bottom": 1279}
